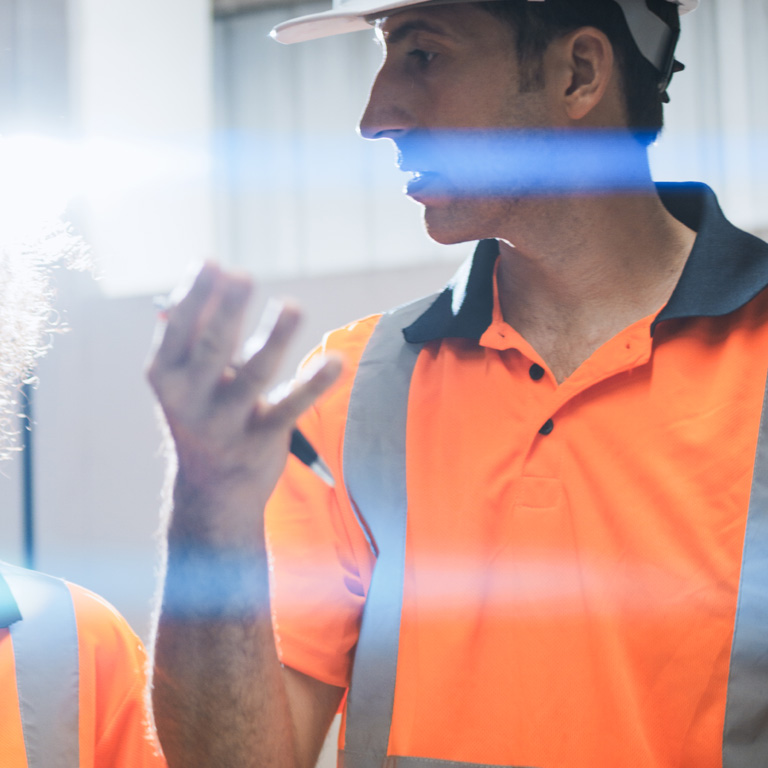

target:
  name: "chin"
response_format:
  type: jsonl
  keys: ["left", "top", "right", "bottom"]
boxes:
{"left": 420, "top": 197, "right": 509, "bottom": 245}
{"left": 422, "top": 222, "right": 475, "bottom": 245}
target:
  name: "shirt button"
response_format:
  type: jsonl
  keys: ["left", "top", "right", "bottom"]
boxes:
{"left": 529, "top": 364, "right": 545, "bottom": 381}
{"left": 539, "top": 419, "right": 554, "bottom": 436}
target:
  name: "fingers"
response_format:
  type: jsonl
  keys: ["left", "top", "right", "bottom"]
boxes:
{"left": 149, "top": 263, "right": 254, "bottom": 400}
{"left": 262, "top": 354, "right": 343, "bottom": 427}
{"left": 149, "top": 262, "right": 343, "bottom": 449}
{"left": 185, "top": 274, "right": 252, "bottom": 388}
{"left": 153, "top": 263, "right": 219, "bottom": 368}
{"left": 234, "top": 301, "right": 302, "bottom": 395}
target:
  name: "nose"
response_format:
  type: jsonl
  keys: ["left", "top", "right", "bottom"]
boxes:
{"left": 358, "top": 63, "right": 413, "bottom": 141}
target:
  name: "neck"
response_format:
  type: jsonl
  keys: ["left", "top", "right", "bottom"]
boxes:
{"left": 495, "top": 187, "right": 696, "bottom": 382}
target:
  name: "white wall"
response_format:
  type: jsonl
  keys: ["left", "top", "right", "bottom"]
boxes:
{"left": 649, "top": 0, "right": 768, "bottom": 233}
{"left": 67, "top": 0, "right": 215, "bottom": 296}
{"left": 0, "top": 0, "right": 216, "bottom": 632}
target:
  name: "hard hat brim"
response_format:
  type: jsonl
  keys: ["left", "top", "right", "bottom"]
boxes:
{"left": 271, "top": 0, "right": 424, "bottom": 44}
{"left": 271, "top": 0, "right": 698, "bottom": 45}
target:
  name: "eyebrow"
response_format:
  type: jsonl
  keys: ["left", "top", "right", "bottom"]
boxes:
{"left": 375, "top": 17, "right": 450, "bottom": 45}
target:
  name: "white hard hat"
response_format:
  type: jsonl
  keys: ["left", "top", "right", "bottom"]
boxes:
{"left": 271, "top": 0, "right": 698, "bottom": 56}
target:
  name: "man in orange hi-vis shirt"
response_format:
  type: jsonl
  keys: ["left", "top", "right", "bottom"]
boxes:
{"left": 0, "top": 211, "right": 166, "bottom": 766}
{"left": 149, "top": 1, "right": 768, "bottom": 767}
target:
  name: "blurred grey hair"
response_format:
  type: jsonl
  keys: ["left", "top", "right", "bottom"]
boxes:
{"left": 0, "top": 223, "right": 90, "bottom": 460}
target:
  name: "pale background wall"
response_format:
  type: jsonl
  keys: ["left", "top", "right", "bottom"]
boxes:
{"left": 0, "top": 0, "right": 766, "bottom": 764}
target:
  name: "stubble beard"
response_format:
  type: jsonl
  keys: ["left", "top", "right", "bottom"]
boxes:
{"left": 421, "top": 192, "right": 526, "bottom": 246}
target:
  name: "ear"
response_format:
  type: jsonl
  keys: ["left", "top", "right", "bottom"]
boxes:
{"left": 557, "top": 27, "right": 616, "bottom": 122}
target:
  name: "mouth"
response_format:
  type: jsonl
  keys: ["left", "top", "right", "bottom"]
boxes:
{"left": 403, "top": 170, "right": 444, "bottom": 201}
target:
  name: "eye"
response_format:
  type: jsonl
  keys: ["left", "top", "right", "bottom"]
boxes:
{"left": 408, "top": 49, "right": 436, "bottom": 65}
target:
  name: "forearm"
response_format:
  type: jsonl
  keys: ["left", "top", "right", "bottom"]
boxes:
{"left": 146, "top": 265, "right": 343, "bottom": 767}
{"left": 151, "top": 491, "right": 297, "bottom": 768}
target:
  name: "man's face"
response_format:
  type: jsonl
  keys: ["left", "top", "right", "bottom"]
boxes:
{"left": 359, "top": 2, "right": 559, "bottom": 244}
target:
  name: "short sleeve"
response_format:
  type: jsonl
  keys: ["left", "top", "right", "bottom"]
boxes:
{"left": 265, "top": 316, "right": 380, "bottom": 688}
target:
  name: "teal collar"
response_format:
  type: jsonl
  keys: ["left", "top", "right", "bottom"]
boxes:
{"left": 0, "top": 571, "right": 23, "bottom": 628}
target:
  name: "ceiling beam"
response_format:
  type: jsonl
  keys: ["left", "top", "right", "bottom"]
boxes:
{"left": 212, "top": 0, "right": 296, "bottom": 15}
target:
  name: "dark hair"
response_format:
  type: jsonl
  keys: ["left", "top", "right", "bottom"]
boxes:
{"left": 477, "top": 0, "right": 679, "bottom": 145}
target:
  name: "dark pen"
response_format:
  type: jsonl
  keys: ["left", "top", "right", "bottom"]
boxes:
{"left": 290, "top": 428, "right": 335, "bottom": 487}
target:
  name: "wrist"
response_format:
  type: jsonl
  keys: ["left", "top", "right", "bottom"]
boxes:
{"left": 164, "top": 470, "right": 271, "bottom": 551}
{"left": 161, "top": 544, "right": 269, "bottom": 620}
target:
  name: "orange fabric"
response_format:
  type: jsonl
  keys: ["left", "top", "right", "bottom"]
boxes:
{"left": 267, "top": 318, "right": 379, "bottom": 688}
{"left": 0, "top": 580, "right": 165, "bottom": 767}
{"left": 0, "top": 629, "right": 27, "bottom": 766}
{"left": 266, "top": 272, "right": 768, "bottom": 767}
{"left": 69, "top": 584, "right": 165, "bottom": 767}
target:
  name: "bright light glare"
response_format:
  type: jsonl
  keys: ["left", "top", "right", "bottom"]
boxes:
{"left": 0, "top": 135, "right": 76, "bottom": 242}
{"left": 0, "top": 133, "right": 210, "bottom": 239}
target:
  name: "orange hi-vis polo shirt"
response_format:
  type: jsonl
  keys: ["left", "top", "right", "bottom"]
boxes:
{"left": 265, "top": 183, "right": 768, "bottom": 768}
{"left": 0, "top": 565, "right": 166, "bottom": 767}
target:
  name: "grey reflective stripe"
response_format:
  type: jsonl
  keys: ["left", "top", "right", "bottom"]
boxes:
{"left": 341, "top": 295, "right": 768, "bottom": 768}
{"left": 340, "top": 757, "right": 535, "bottom": 768}
{"left": 342, "top": 296, "right": 434, "bottom": 768}
{"left": 341, "top": 296, "right": 528, "bottom": 768}
{"left": 0, "top": 562, "right": 80, "bottom": 768}
{"left": 722, "top": 370, "right": 768, "bottom": 766}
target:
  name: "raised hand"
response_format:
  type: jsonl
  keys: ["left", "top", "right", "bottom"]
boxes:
{"left": 147, "top": 262, "right": 341, "bottom": 547}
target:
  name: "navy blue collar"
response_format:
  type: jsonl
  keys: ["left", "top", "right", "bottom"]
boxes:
{"left": 404, "top": 183, "right": 768, "bottom": 343}
{"left": 0, "top": 572, "right": 22, "bottom": 628}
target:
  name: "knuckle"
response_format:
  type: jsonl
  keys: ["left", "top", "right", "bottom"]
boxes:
{"left": 195, "top": 331, "right": 221, "bottom": 357}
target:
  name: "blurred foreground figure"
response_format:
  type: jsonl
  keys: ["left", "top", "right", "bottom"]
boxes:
{"left": 0, "top": 157, "right": 166, "bottom": 766}
{"left": 150, "top": 1, "right": 768, "bottom": 767}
